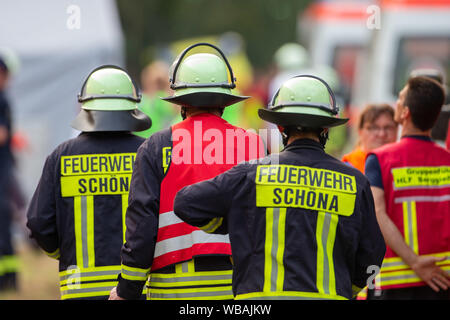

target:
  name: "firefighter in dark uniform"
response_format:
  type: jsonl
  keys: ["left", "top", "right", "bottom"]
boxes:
{"left": 109, "top": 43, "right": 265, "bottom": 300}
{"left": 173, "top": 75, "right": 386, "bottom": 300}
{"left": 26, "top": 65, "right": 151, "bottom": 300}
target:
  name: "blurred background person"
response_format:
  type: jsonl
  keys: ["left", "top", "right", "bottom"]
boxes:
{"left": 342, "top": 104, "right": 398, "bottom": 173}
{"left": 0, "top": 54, "right": 19, "bottom": 292}
{"left": 134, "top": 61, "right": 181, "bottom": 138}
{"left": 409, "top": 68, "right": 449, "bottom": 148}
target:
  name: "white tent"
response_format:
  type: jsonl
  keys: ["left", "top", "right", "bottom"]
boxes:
{"left": 0, "top": 0, "right": 124, "bottom": 200}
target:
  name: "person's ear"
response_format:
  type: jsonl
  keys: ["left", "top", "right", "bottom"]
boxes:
{"left": 402, "top": 105, "right": 411, "bottom": 120}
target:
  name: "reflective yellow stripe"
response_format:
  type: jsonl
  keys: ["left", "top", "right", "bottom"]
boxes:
{"left": 236, "top": 291, "right": 347, "bottom": 300}
{"left": 86, "top": 195, "right": 95, "bottom": 267}
{"left": 59, "top": 266, "right": 121, "bottom": 286}
{"left": 199, "top": 217, "right": 223, "bottom": 233}
{"left": 402, "top": 201, "right": 419, "bottom": 254}
{"left": 263, "top": 207, "right": 286, "bottom": 293}
{"left": 122, "top": 194, "right": 128, "bottom": 243}
{"left": 61, "top": 281, "right": 117, "bottom": 300}
{"left": 379, "top": 265, "right": 450, "bottom": 287}
{"left": 59, "top": 265, "right": 121, "bottom": 277}
{"left": 74, "top": 196, "right": 83, "bottom": 266}
{"left": 121, "top": 264, "right": 150, "bottom": 281}
{"left": 74, "top": 195, "right": 95, "bottom": 268}
{"left": 276, "top": 208, "right": 286, "bottom": 292}
{"left": 263, "top": 208, "right": 274, "bottom": 292}
{"left": 316, "top": 211, "right": 339, "bottom": 296}
{"left": 174, "top": 260, "right": 195, "bottom": 274}
{"left": 44, "top": 248, "right": 60, "bottom": 259}
{"left": 150, "top": 268, "right": 232, "bottom": 288}
{"left": 148, "top": 285, "right": 233, "bottom": 300}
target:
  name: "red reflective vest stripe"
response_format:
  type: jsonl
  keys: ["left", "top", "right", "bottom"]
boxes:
{"left": 370, "top": 137, "right": 450, "bottom": 289}
{"left": 152, "top": 113, "right": 265, "bottom": 271}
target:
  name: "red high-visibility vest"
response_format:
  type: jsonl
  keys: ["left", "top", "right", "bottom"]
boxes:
{"left": 152, "top": 113, "right": 265, "bottom": 271}
{"left": 370, "top": 137, "right": 450, "bottom": 290}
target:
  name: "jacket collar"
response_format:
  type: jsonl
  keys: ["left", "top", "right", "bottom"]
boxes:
{"left": 283, "top": 138, "right": 325, "bottom": 153}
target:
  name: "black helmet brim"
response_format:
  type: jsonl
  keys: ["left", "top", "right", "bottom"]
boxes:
{"left": 258, "top": 108, "right": 348, "bottom": 128}
{"left": 161, "top": 92, "right": 249, "bottom": 108}
{"left": 71, "top": 109, "right": 151, "bottom": 132}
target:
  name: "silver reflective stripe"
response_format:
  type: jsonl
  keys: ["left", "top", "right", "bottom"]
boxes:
{"left": 81, "top": 196, "right": 89, "bottom": 268}
{"left": 381, "top": 273, "right": 420, "bottom": 282}
{"left": 60, "top": 269, "right": 120, "bottom": 282}
{"left": 405, "top": 202, "right": 414, "bottom": 251}
{"left": 270, "top": 208, "right": 280, "bottom": 292}
{"left": 320, "top": 212, "right": 332, "bottom": 295}
{"left": 154, "top": 230, "right": 230, "bottom": 258}
{"left": 382, "top": 260, "right": 407, "bottom": 269}
{"left": 394, "top": 195, "right": 450, "bottom": 203}
{"left": 149, "top": 288, "right": 232, "bottom": 299}
{"left": 122, "top": 268, "right": 148, "bottom": 279}
{"left": 159, "top": 211, "right": 183, "bottom": 228}
{"left": 150, "top": 274, "right": 232, "bottom": 284}
{"left": 181, "top": 261, "right": 189, "bottom": 273}
{"left": 61, "top": 284, "right": 115, "bottom": 295}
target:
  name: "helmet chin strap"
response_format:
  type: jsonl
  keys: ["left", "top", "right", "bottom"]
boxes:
{"left": 281, "top": 127, "right": 329, "bottom": 148}
{"left": 318, "top": 129, "right": 329, "bottom": 148}
{"left": 181, "top": 106, "right": 187, "bottom": 120}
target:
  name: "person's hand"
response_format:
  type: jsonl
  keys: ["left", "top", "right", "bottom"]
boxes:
{"left": 411, "top": 255, "right": 450, "bottom": 292}
{"left": 108, "top": 287, "right": 125, "bottom": 300}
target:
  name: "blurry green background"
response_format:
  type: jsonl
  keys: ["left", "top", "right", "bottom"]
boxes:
{"left": 116, "top": 0, "right": 311, "bottom": 78}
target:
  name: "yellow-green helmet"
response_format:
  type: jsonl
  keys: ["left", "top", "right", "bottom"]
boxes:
{"left": 72, "top": 65, "right": 151, "bottom": 132}
{"left": 259, "top": 75, "right": 348, "bottom": 128}
{"left": 162, "top": 42, "right": 249, "bottom": 108}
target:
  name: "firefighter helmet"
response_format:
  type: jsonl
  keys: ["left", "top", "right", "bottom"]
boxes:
{"left": 72, "top": 65, "right": 151, "bottom": 132}
{"left": 162, "top": 42, "right": 249, "bottom": 108}
{"left": 258, "top": 75, "right": 348, "bottom": 128}
{"left": 274, "top": 43, "right": 309, "bottom": 72}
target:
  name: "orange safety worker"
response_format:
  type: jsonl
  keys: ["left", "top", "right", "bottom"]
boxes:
{"left": 342, "top": 104, "right": 397, "bottom": 173}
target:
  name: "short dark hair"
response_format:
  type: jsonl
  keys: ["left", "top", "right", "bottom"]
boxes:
{"left": 405, "top": 76, "right": 445, "bottom": 131}
{"left": 358, "top": 103, "right": 396, "bottom": 130}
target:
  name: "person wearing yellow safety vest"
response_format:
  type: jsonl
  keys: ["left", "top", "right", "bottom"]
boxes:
{"left": 26, "top": 65, "right": 151, "bottom": 300}
{"left": 109, "top": 43, "right": 265, "bottom": 300}
{"left": 365, "top": 76, "right": 450, "bottom": 300}
{"left": 173, "top": 75, "right": 386, "bottom": 300}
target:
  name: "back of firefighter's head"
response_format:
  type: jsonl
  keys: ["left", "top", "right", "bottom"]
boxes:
{"left": 71, "top": 65, "right": 151, "bottom": 132}
{"left": 162, "top": 42, "right": 249, "bottom": 119}
{"left": 258, "top": 75, "right": 349, "bottom": 147}
{"left": 396, "top": 76, "right": 445, "bottom": 132}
